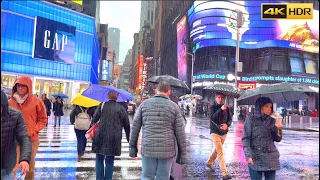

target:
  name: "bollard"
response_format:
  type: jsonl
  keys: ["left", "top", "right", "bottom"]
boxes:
{"left": 300, "top": 116, "right": 303, "bottom": 129}
{"left": 310, "top": 117, "right": 312, "bottom": 129}
{"left": 285, "top": 116, "right": 289, "bottom": 128}
{"left": 289, "top": 116, "right": 292, "bottom": 128}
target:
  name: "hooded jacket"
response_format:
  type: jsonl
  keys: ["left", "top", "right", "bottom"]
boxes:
{"left": 242, "top": 97, "right": 282, "bottom": 171}
{"left": 8, "top": 76, "right": 48, "bottom": 142}
{"left": 1, "top": 90, "right": 31, "bottom": 174}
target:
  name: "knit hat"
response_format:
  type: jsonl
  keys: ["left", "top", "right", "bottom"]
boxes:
{"left": 1, "top": 90, "right": 8, "bottom": 106}
{"left": 255, "top": 97, "right": 273, "bottom": 114}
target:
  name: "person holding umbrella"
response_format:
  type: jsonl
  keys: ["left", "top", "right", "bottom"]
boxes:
{"left": 53, "top": 96, "right": 64, "bottom": 127}
{"left": 242, "top": 97, "right": 282, "bottom": 180}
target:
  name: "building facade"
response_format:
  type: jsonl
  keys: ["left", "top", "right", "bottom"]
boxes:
{"left": 187, "top": 1, "right": 319, "bottom": 110}
{"left": 119, "top": 49, "right": 133, "bottom": 90}
{"left": 140, "top": 1, "right": 156, "bottom": 30}
{"left": 130, "top": 32, "right": 144, "bottom": 93}
{"left": 1, "top": 1, "right": 100, "bottom": 103}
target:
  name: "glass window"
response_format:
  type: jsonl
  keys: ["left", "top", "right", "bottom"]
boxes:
{"left": 304, "top": 59, "right": 317, "bottom": 74}
{"left": 220, "top": 56, "right": 228, "bottom": 71}
{"left": 290, "top": 57, "right": 304, "bottom": 73}
{"left": 272, "top": 55, "right": 288, "bottom": 71}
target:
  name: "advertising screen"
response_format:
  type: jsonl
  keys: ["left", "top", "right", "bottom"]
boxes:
{"left": 188, "top": 1, "right": 319, "bottom": 53}
{"left": 33, "top": 16, "right": 76, "bottom": 63}
{"left": 177, "top": 15, "right": 188, "bottom": 82}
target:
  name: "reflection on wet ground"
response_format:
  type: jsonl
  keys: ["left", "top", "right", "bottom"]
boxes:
{"left": 34, "top": 114, "right": 319, "bottom": 179}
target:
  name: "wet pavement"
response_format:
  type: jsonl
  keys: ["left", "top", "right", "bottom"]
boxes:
{"left": 35, "top": 113, "right": 319, "bottom": 180}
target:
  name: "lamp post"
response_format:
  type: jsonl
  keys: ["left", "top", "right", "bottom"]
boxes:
{"left": 234, "top": 10, "right": 243, "bottom": 121}
{"left": 186, "top": 52, "right": 195, "bottom": 95}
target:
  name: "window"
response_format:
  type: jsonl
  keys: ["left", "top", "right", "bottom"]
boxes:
{"left": 304, "top": 59, "right": 317, "bottom": 74}
{"left": 220, "top": 56, "right": 228, "bottom": 71}
{"left": 209, "top": 55, "right": 218, "bottom": 70}
{"left": 272, "top": 55, "right": 288, "bottom": 71}
{"left": 290, "top": 57, "right": 305, "bottom": 73}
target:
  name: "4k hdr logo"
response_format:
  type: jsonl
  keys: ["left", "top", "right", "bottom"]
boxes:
{"left": 261, "top": 3, "right": 313, "bottom": 20}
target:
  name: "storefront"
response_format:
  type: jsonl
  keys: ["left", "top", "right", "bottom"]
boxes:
{"left": 187, "top": 1, "right": 319, "bottom": 110}
{"left": 1, "top": 1, "right": 100, "bottom": 103}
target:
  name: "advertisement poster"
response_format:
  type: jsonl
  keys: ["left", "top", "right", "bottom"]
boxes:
{"left": 33, "top": 16, "right": 76, "bottom": 63}
{"left": 177, "top": 15, "right": 188, "bottom": 82}
{"left": 188, "top": 1, "right": 319, "bottom": 53}
{"left": 113, "top": 64, "right": 120, "bottom": 79}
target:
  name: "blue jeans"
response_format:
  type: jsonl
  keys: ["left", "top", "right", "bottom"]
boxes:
{"left": 95, "top": 154, "right": 115, "bottom": 180}
{"left": 142, "top": 156, "right": 175, "bottom": 180}
{"left": 74, "top": 128, "right": 87, "bottom": 156}
{"left": 54, "top": 116, "right": 61, "bottom": 126}
{"left": 249, "top": 167, "right": 276, "bottom": 180}
{"left": 1, "top": 169, "right": 14, "bottom": 180}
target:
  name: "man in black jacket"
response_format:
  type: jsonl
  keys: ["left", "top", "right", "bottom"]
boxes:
{"left": 1, "top": 90, "right": 31, "bottom": 179}
{"left": 207, "top": 93, "right": 232, "bottom": 180}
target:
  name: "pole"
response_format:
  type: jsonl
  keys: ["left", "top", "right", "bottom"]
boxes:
{"left": 191, "top": 54, "right": 194, "bottom": 95}
{"left": 234, "top": 10, "right": 242, "bottom": 121}
{"left": 112, "top": 50, "right": 115, "bottom": 85}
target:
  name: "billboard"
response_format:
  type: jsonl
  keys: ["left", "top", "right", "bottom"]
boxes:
{"left": 188, "top": 1, "right": 319, "bottom": 53}
{"left": 101, "top": 60, "right": 109, "bottom": 81}
{"left": 177, "top": 15, "right": 188, "bottom": 82}
{"left": 114, "top": 64, "right": 120, "bottom": 79}
{"left": 33, "top": 16, "right": 76, "bottom": 63}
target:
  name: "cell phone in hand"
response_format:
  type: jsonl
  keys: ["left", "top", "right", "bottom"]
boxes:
{"left": 17, "top": 168, "right": 26, "bottom": 180}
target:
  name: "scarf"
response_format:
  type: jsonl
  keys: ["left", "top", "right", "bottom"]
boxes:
{"left": 13, "top": 92, "right": 29, "bottom": 105}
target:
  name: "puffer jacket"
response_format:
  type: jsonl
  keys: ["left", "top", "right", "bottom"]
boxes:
{"left": 242, "top": 112, "right": 282, "bottom": 171}
{"left": 8, "top": 76, "right": 48, "bottom": 142}
{"left": 1, "top": 106, "right": 31, "bottom": 174}
{"left": 129, "top": 94, "right": 187, "bottom": 164}
{"left": 92, "top": 101, "right": 130, "bottom": 156}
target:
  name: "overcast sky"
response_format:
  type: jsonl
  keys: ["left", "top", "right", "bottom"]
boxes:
{"left": 100, "top": 1, "right": 141, "bottom": 65}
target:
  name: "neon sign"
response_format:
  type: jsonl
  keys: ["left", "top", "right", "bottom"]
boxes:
{"left": 241, "top": 75, "right": 319, "bottom": 85}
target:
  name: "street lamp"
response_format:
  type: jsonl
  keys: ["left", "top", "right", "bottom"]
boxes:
{"left": 234, "top": 10, "right": 244, "bottom": 121}
{"left": 186, "top": 52, "right": 195, "bottom": 95}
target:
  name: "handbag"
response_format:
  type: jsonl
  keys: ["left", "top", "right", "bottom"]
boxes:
{"left": 85, "top": 102, "right": 105, "bottom": 140}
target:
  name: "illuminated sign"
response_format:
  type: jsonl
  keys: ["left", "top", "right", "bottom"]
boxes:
{"left": 177, "top": 15, "right": 188, "bottom": 81}
{"left": 261, "top": 3, "right": 313, "bottom": 20}
{"left": 194, "top": 73, "right": 228, "bottom": 81}
{"left": 141, "top": 63, "right": 148, "bottom": 90}
{"left": 188, "top": 1, "right": 319, "bottom": 53}
{"left": 137, "top": 55, "right": 144, "bottom": 89}
{"left": 237, "top": 82, "right": 257, "bottom": 89}
{"left": 241, "top": 75, "right": 319, "bottom": 85}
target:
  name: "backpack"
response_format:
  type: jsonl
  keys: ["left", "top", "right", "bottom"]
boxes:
{"left": 75, "top": 106, "right": 91, "bottom": 130}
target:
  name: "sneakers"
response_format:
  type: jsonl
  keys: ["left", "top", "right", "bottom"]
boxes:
{"left": 77, "top": 155, "right": 81, "bottom": 162}
{"left": 222, "top": 175, "right": 232, "bottom": 180}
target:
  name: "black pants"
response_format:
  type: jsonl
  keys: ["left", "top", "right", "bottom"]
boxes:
{"left": 249, "top": 167, "right": 276, "bottom": 180}
{"left": 74, "top": 128, "right": 87, "bottom": 156}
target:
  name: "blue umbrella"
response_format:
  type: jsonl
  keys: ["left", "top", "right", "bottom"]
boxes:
{"left": 82, "top": 84, "right": 133, "bottom": 102}
{"left": 52, "top": 93, "right": 69, "bottom": 99}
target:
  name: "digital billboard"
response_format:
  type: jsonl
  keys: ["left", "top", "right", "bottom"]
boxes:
{"left": 33, "top": 16, "right": 76, "bottom": 63}
{"left": 177, "top": 15, "right": 188, "bottom": 82}
{"left": 188, "top": 1, "right": 319, "bottom": 53}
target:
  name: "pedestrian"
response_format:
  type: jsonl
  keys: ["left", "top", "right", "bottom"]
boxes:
{"left": 92, "top": 90, "right": 131, "bottom": 180}
{"left": 1, "top": 90, "right": 31, "bottom": 180}
{"left": 242, "top": 97, "right": 282, "bottom": 180}
{"left": 53, "top": 96, "right": 64, "bottom": 127}
{"left": 41, "top": 93, "right": 52, "bottom": 126}
{"left": 118, "top": 101, "right": 129, "bottom": 111}
{"left": 129, "top": 81, "right": 187, "bottom": 180}
{"left": 8, "top": 76, "right": 48, "bottom": 180}
{"left": 206, "top": 92, "right": 232, "bottom": 180}
{"left": 70, "top": 105, "right": 95, "bottom": 162}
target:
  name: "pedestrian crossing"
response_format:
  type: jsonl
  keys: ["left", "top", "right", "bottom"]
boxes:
{"left": 35, "top": 125, "right": 142, "bottom": 180}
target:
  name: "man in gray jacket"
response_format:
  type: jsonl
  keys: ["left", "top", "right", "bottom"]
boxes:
{"left": 129, "top": 81, "right": 187, "bottom": 180}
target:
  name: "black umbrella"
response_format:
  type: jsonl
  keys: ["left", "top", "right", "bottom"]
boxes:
{"left": 237, "top": 82, "right": 318, "bottom": 105}
{"left": 148, "top": 75, "right": 189, "bottom": 90}
{"left": 204, "top": 83, "right": 243, "bottom": 98}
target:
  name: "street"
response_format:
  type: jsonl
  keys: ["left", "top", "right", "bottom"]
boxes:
{"left": 35, "top": 114, "right": 319, "bottom": 180}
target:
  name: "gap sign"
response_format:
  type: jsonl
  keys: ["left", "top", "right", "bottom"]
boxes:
{"left": 32, "top": 16, "right": 76, "bottom": 64}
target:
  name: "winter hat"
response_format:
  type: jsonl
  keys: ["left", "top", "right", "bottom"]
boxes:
{"left": 255, "top": 97, "right": 273, "bottom": 114}
{"left": 1, "top": 90, "right": 8, "bottom": 106}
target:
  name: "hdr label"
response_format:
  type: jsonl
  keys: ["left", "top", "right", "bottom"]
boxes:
{"left": 261, "top": 3, "right": 313, "bottom": 20}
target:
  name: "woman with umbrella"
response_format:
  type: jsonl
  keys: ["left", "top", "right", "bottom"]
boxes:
{"left": 53, "top": 96, "right": 64, "bottom": 127}
{"left": 242, "top": 97, "right": 282, "bottom": 180}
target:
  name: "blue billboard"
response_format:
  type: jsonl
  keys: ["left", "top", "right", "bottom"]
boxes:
{"left": 1, "top": 1, "right": 100, "bottom": 83}
{"left": 188, "top": 1, "right": 319, "bottom": 53}
{"left": 33, "top": 16, "right": 76, "bottom": 63}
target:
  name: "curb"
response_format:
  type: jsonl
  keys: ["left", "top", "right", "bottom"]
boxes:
{"left": 282, "top": 128, "right": 319, "bottom": 132}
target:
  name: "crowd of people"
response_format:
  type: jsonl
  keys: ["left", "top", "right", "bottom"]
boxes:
{"left": 2, "top": 76, "right": 285, "bottom": 180}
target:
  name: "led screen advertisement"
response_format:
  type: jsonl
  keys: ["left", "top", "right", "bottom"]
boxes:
{"left": 33, "top": 16, "right": 76, "bottom": 63}
{"left": 187, "top": 1, "right": 319, "bottom": 53}
{"left": 177, "top": 15, "right": 188, "bottom": 82}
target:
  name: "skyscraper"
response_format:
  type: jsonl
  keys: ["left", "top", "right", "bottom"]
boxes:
{"left": 108, "top": 27, "right": 121, "bottom": 64}
{"left": 140, "top": 1, "right": 156, "bottom": 30}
